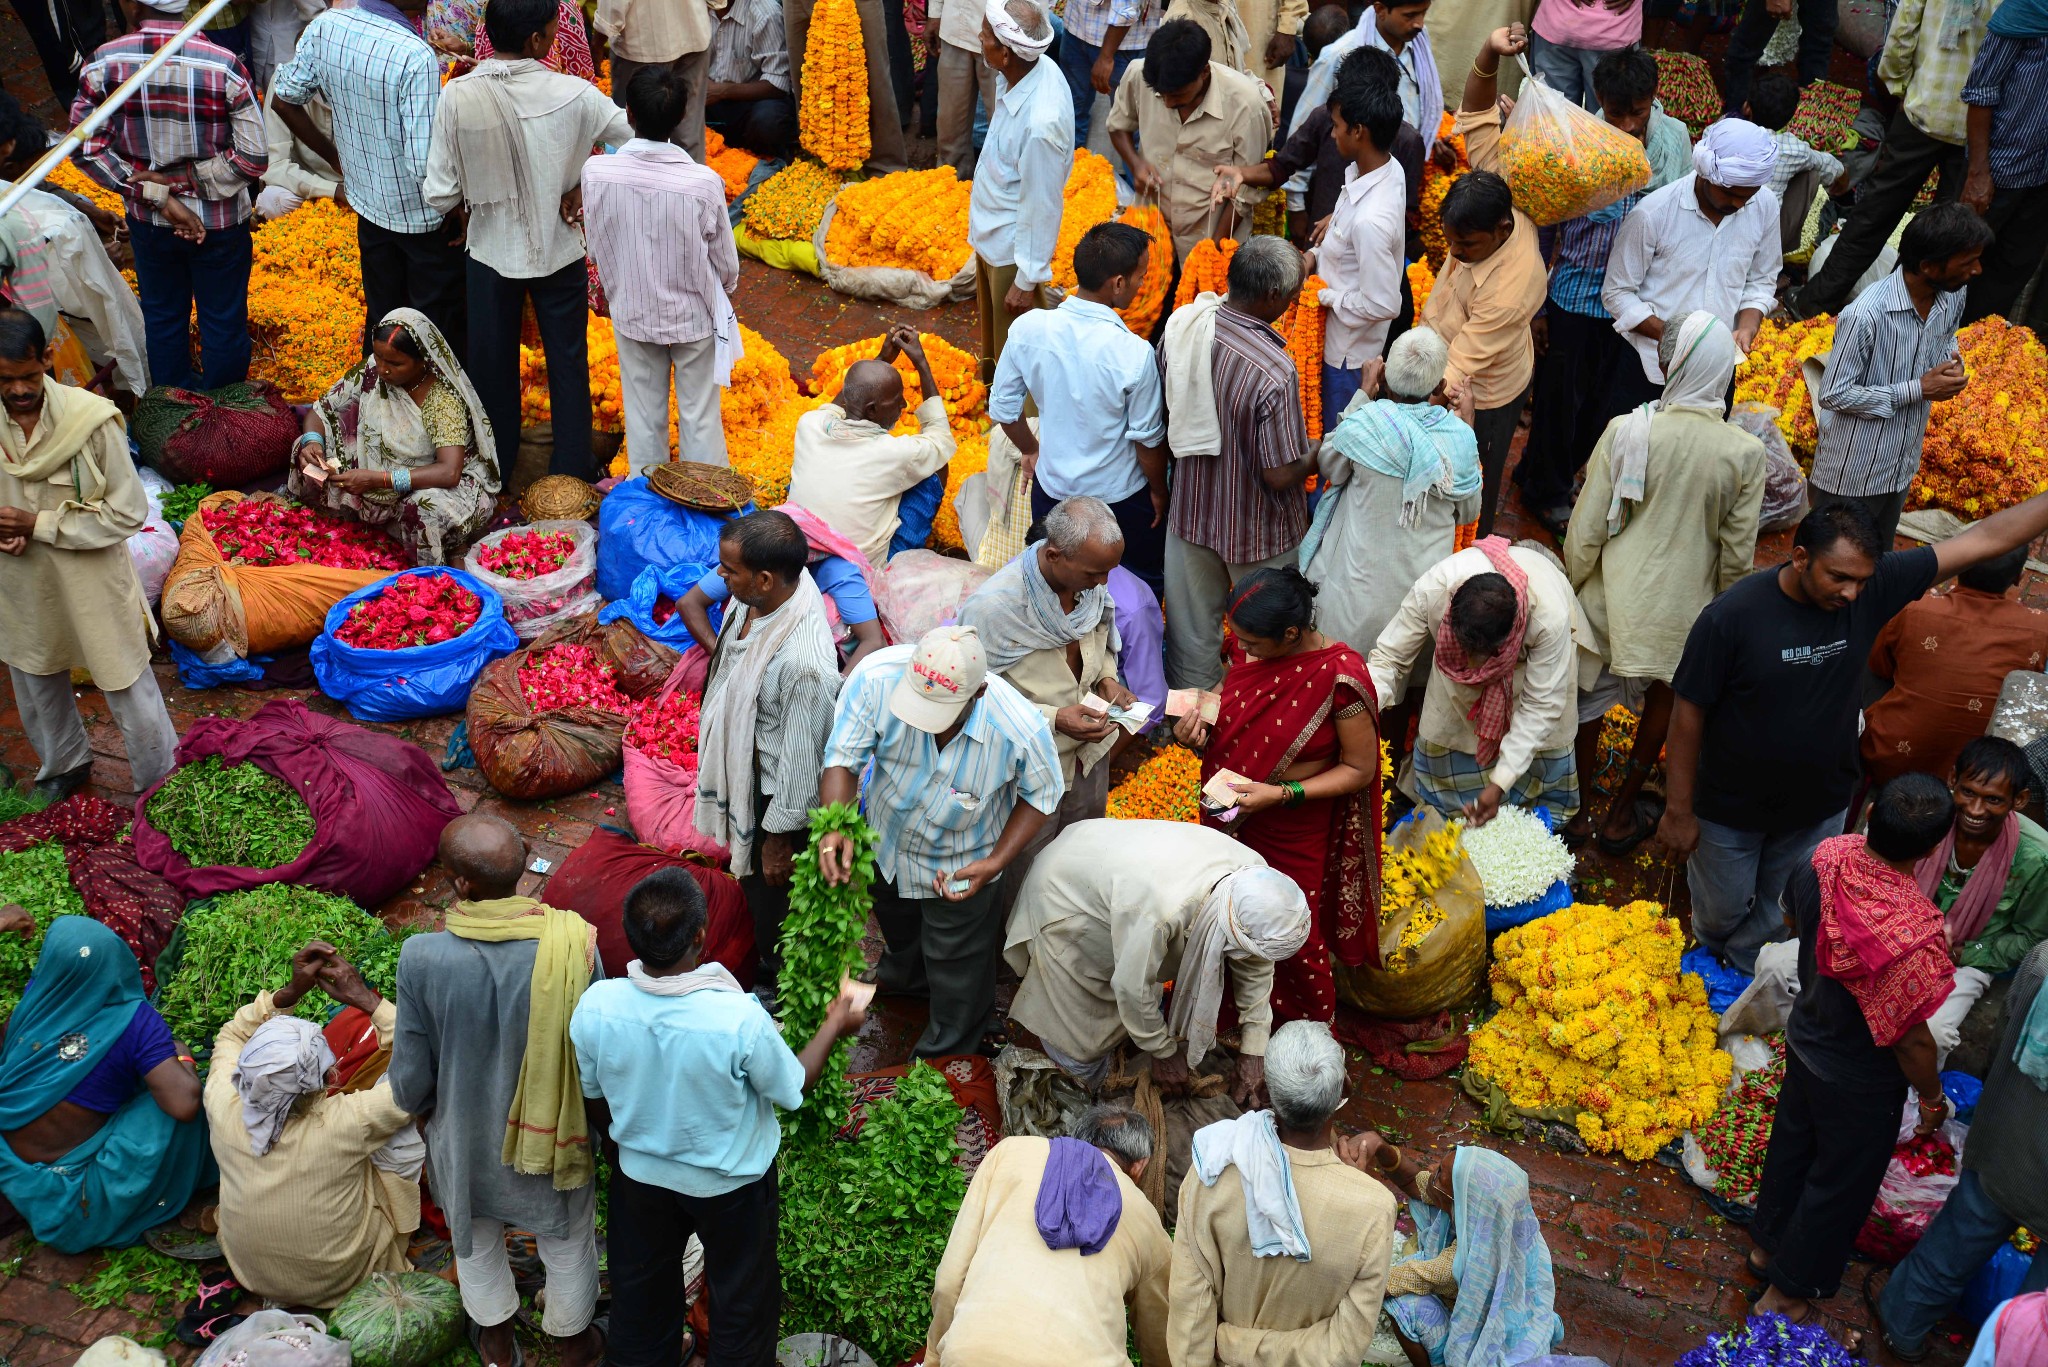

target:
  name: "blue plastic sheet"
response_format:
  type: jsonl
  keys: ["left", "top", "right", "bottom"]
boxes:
{"left": 1961, "top": 1241, "right": 2032, "bottom": 1329}
{"left": 598, "top": 563, "right": 704, "bottom": 651}
{"left": 310, "top": 567, "right": 520, "bottom": 721}
{"left": 594, "top": 477, "right": 742, "bottom": 603}
{"left": 1942, "top": 1069, "right": 1984, "bottom": 1123}
{"left": 1681, "top": 948, "right": 1755, "bottom": 1015}
{"left": 170, "top": 640, "right": 265, "bottom": 690}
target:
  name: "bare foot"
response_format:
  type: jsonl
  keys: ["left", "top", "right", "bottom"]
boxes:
{"left": 1755, "top": 1284, "right": 1807, "bottom": 1319}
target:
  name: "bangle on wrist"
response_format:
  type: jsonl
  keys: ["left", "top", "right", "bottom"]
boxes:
{"left": 1472, "top": 59, "right": 1499, "bottom": 77}
{"left": 390, "top": 466, "right": 412, "bottom": 495}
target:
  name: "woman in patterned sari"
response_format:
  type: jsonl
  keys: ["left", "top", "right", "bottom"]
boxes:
{"left": 288, "top": 308, "right": 500, "bottom": 566}
{"left": 1173, "top": 567, "right": 1381, "bottom": 1024}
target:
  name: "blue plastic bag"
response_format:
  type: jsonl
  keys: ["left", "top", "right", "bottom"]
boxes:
{"left": 598, "top": 563, "right": 706, "bottom": 651}
{"left": 170, "top": 639, "right": 266, "bottom": 690}
{"left": 1942, "top": 1069, "right": 1984, "bottom": 1123}
{"left": 595, "top": 477, "right": 743, "bottom": 603}
{"left": 310, "top": 567, "right": 520, "bottom": 721}
{"left": 1483, "top": 806, "right": 1574, "bottom": 934}
{"left": 1961, "top": 1241, "right": 2033, "bottom": 1328}
{"left": 1681, "top": 948, "right": 1756, "bottom": 1015}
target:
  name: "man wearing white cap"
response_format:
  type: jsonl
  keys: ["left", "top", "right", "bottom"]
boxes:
{"left": 1601, "top": 117, "right": 1782, "bottom": 415}
{"left": 818, "top": 624, "right": 1064, "bottom": 1058}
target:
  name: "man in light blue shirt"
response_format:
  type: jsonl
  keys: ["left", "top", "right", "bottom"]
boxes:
{"left": 991, "top": 221, "right": 1169, "bottom": 594}
{"left": 572, "top": 867, "right": 867, "bottom": 1366}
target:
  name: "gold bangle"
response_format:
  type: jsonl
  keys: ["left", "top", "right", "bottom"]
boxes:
{"left": 1472, "top": 60, "right": 1499, "bottom": 78}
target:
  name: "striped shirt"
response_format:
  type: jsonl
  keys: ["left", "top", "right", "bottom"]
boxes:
{"left": 822, "top": 646, "right": 1064, "bottom": 892}
{"left": 1165, "top": 304, "right": 1310, "bottom": 563}
{"left": 1810, "top": 268, "right": 1965, "bottom": 497}
{"left": 271, "top": 6, "right": 443, "bottom": 234}
{"left": 581, "top": 140, "right": 738, "bottom": 346}
{"left": 1063, "top": 0, "right": 1161, "bottom": 51}
{"left": 70, "top": 22, "right": 267, "bottom": 231}
{"left": 1766, "top": 129, "right": 1845, "bottom": 205}
{"left": 1962, "top": 34, "right": 2048, "bottom": 190}
{"left": 707, "top": 0, "right": 792, "bottom": 93}
{"left": 1544, "top": 190, "right": 1641, "bottom": 319}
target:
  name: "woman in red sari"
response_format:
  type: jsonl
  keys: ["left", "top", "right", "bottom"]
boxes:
{"left": 1173, "top": 567, "right": 1381, "bottom": 1023}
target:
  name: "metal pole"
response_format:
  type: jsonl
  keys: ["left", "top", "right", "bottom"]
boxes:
{"left": 0, "top": 0, "right": 241, "bottom": 223}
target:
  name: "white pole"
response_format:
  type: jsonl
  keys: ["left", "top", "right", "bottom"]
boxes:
{"left": 0, "top": 0, "right": 243, "bottom": 223}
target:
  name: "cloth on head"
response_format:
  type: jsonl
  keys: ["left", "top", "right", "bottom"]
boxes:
{"left": 1167, "top": 866, "right": 1310, "bottom": 1069}
{"left": 1692, "top": 118, "right": 1778, "bottom": 188}
{"left": 443, "top": 897, "right": 598, "bottom": 1190}
{"left": 956, "top": 540, "right": 1120, "bottom": 673}
{"left": 1034, "top": 1135, "right": 1124, "bottom": 1255}
{"left": 1916, "top": 812, "right": 2020, "bottom": 949}
{"left": 1431, "top": 537, "right": 1530, "bottom": 769}
{"left": 0, "top": 917, "right": 145, "bottom": 1131}
{"left": 315, "top": 307, "right": 498, "bottom": 492}
{"left": 1996, "top": 1292, "right": 2048, "bottom": 1362}
{"left": 1811, "top": 834, "right": 1954, "bottom": 1047}
{"left": 984, "top": 0, "right": 1054, "bottom": 56}
{"left": 694, "top": 568, "right": 840, "bottom": 875}
{"left": 1988, "top": 0, "right": 2048, "bottom": 37}
{"left": 235, "top": 1015, "right": 336, "bottom": 1157}
{"left": 625, "top": 959, "right": 746, "bottom": 999}
{"left": 1604, "top": 312, "right": 1738, "bottom": 536}
{"left": 1315, "top": 398, "right": 1481, "bottom": 538}
{"left": 0, "top": 374, "right": 123, "bottom": 491}
{"left": 1162, "top": 293, "right": 1225, "bottom": 459}
{"left": 1189, "top": 1110, "right": 1309, "bottom": 1261}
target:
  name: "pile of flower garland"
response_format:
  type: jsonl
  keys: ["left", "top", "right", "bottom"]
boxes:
{"left": 247, "top": 199, "right": 368, "bottom": 403}
{"left": 718, "top": 326, "right": 810, "bottom": 501}
{"left": 1786, "top": 81, "right": 1860, "bottom": 154}
{"left": 518, "top": 642, "right": 630, "bottom": 713}
{"left": 1459, "top": 804, "right": 1572, "bottom": 906}
{"left": 703, "top": 129, "right": 761, "bottom": 202}
{"left": 823, "top": 167, "right": 973, "bottom": 278}
{"left": 201, "top": 498, "right": 408, "bottom": 570}
{"left": 809, "top": 332, "right": 987, "bottom": 439}
{"left": 798, "top": 0, "right": 871, "bottom": 170}
{"left": 1650, "top": 50, "right": 1720, "bottom": 136}
{"left": 1380, "top": 817, "right": 1465, "bottom": 969}
{"left": 518, "top": 312, "right": 626, "bottom": 432}
{"left": 1468, "top": 901, "right": 1731, "bottom": 1160}
{"left": 334, "top": 573, "right": 481, "bottom": 649}
{"left": 744, "top": 160, "right": 845, "bottom": 241}
{"left": 1106, "top": 744, "right": 1202, "bottom": 822}
{"left": 1691, "top": 1034, "right": 1785, "bottom": 1205}
{"left": 1117, "top": 203, "right": 1175, "bottom": 338}
{"left": 1732, "top": 316, "right": 1835, "bottom": 454}
{"left": 1050, "top": 150, "right": 1121, "bottom": 295}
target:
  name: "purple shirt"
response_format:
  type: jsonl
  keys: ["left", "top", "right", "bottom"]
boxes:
{"left": 66, "top": 999, "right": 177, "bottom": 1114}
{"left": 1110, "top": 565, "right": 1167, "bottom": 726}
{"left": 581, "top": 139, "right": 740, "bottom": 346}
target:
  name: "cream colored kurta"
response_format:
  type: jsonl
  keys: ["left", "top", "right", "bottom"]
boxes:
{"left": 1106, "top": 60, "right": 1274, "bottom": 261}
{"left": 788, "top": 395, "right": 957, "bottom": 567}
{"left": 1163, "top": 0, "right": 1252, "bottom": 76}
{"left": 993, "top": 623, "right": 1120, "bottom": 782}
{"left": 926, "top": 1135, "right": 1173, "bottom": 1367}
{"left": 1005, "top": 819, "right": 1275, "bottom": 1061}
{"left": 1168, "top": 1143, "right": 1399, "bottom": 1367}
{"left": 1563, "top": 408, "right": 1767, "bottom": 683}
{"left": 1228, "top": 0, "right": 1308, "bottom": 94}
{"left": 1305, "top": 453, "right": 1482, "bottom": 662}
{"left": 205, "top": 992, "right": 419, "bottom": 1308}
{"left": 0, "top": 394, "right": 151, "bottom": 688}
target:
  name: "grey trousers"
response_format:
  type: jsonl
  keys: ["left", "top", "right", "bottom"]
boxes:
{"left": 10, "top": 663, "right": 178, "bottom": 791}
{"left": 615, "top": 332, "right": 726, "bottom": 474}
{"left": 609, "top": 49, "right": 710, "bottom": 162}
{"left": 1164, "top": 531, "right": 1296, "bottom": 690}
{"left": 1688, "top": 807, "right": 1847, "bottom": 974}
{"left": 874, "top": 873, "right": 1002, "bottom": 1057}
{"left": 784, "top": 0, "right": 910, "bottom": 173}
{"left": 935, "top": 40, "right": 995, "bottom": 177}
{"left": 991, "top": 758, "right": 1110, "bottom": 930}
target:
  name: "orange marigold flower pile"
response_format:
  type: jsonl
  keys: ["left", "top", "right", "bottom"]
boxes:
{"left": 1106, "top": 744, "right": 1202, "bottom": 822}
{"left": 1117, "top": 203, "right": 1175, "bottom": 338}
{"left": 1733, "top": 315, "right": 1837, "bottom": 455}
{"left": 1910, "top": 317, "right": 2048, "bottom": 519}
{"left": 518, "top": 313, "right": 625, "bottom": 433}
{"left": 703, "top": 129, "right": 760, "bottom": 203}
{"left": 930, "top": 433, "right": 989, "bottom": 552}
{"left": 1174, "top": 237, "right": 1238, "bottom": 308}
{"left": 1050, "top": 150, "right": 1121, "bottom": 295}
{"left": 809, "top": 332, "right": 988, "bottom": 440}
{"left": 246, "top": 198, "right": 367, "bottom": 403}
{"left": 823, "top": 167, "right": 972, "bottom": 278}
{"left": 1407, "top": 258, "right": 1436, "bottom": 314}
{"left": 798, "top": 0, "right": 871, "bottom": 171}
{"left": 743, "top": 159, "right": 843, "bottom": 241}
{"left": 715, "top": 327, "right": 811, "bottom": 501}
{"left": 45, "top": 160, "right": 124, "bottom": 219}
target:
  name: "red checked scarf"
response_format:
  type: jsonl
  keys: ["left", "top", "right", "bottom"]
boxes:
{"left": 1430, "top": 537, "right": 1530, "bottom": 767}
{"left": 1813, "top": 834, "right": 1954, "bottom": 1047}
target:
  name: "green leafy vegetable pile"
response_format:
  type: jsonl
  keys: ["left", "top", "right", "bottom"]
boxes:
{"left": 145, "top": 755, "right": 316, "bottom": 871}
{"left": 0, "top": 841, "right": 87, "bottom": 1017}
{"left": 157, "top": 884, "right": 405, "bottom": 1049}
{"left": 67, "top": 1246, "right": 204, "bottom": 1349}
{"left": 773, "top": 803, "right": 966, "bottom": 1365}
{"left": 159, "top": 482, "right": 213, "bottom": 524}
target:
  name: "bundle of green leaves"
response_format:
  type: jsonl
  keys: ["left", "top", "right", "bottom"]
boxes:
{"left": 145, "top": 756, "right": 317, "bottom": 871}
{"left": 157, "top": 884, "right": 405, "bottom": 1049}
{"left": 0, "top": 840, "right": 86, "bottom": 1016}
{"left": 158, "top": 482, "right": 213, "bottom": 525}
{"left": 776, "top": 801, "right": 876, "bottom": 1142}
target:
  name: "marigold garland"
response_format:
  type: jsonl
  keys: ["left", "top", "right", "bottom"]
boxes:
{"left": 823, "top": 167, "right": 973, "bottom": 278}
{"left": 1417, "top": 112, "right": 1470, "bottom": 270}
{"left": 45, "top": 159, "right": 125, "bottom": 220}
{"left": 743, "top": 159, "right": 844, "bottom": 241}
{"left": 704, "top": 128, "right": 761, "bottom": 203}
{"left": 1116, "top": 203, "right": 1175, "bottom": 338}
{"left": 1277, "top": 277, "right": 1327, "bottom": 440}
{"left": 809, "top": 332, "right": 987, "bottom": 439}
{"left": 798, "top": 0, "right": 872, "bottom": 171}
{"left": 1174, "top": 237, "right": 1238, "bottom": 309}
{"left": 1408, "top": 258, "right": 1436, "bottom": 314}
{"left": 1050, "top": 150, "right": 1121, "bottom": 295}
{"left": 246, "top": 198, "right": 367, "bottom": 403}
{"left": 1106, "top": 744, "right": 1202, "bottom": 822}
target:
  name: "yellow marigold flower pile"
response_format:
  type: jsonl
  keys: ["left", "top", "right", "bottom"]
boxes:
{"left": 1117, "top": 203, "right": 1175, "bottom": 338}
{"left": 703, "top": 129, "right": 761, "bottom": 203}
{"left": 823, "top": 167, "right": 972, "bottom": 278}
{"left": 1050, "top": 150, "right": 1121, "bottom": 295}
{"left": 1380, "top": 817, "right": 1464, "bottom": 970}
{"left": 798, "top": 0, "right": 871, "bottom": 171}
{"left": 930, "top": 433, "right": 989, "bottom": 552}
{"left": 1910, "top": 317, "right": 2048, "bottom": 519}
{"left": 809, "top": 332, "right": 988, "bottom": 439}
{"left": 45, "top": 160, "right": 124, "bottom": 219}
{"left": 519, "top": 312, "right": 625, "bottom": 433}
{"left": 1408, "top": 258, "right": 1435, "bottom": 314}
{"left": 1277, "top": 277, "right": 1328, "bottom": 440}
{"left": 724, "top": 396, "right": 823, "bottom": 504}
{"left": 1497, "top": 110, "right": 1651, "bottom": 226}
{"left": 246, "top": 198, "right": 366, "bottom": 402}
{"left": 1175, "top": 237, "right": 1238, "bottom": 308}
{"left": 1469, "top": 901, "right": 1731, "bottom": 1161}
{"left": 1107, "top": 744, "right": 1202, "bottom": 821}
{"left": 1733, "top": 315, "right": 1837, "bottom": 454}
{"left": 743, "top": 159, "right": 844, "bottom": 241}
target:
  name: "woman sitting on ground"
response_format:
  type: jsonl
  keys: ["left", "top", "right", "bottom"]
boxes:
{"left": 0, "top": 913, "right": 208, "bottom": 1253}
{"left": 288, "top": 307, "right": 500, "bottom": 566}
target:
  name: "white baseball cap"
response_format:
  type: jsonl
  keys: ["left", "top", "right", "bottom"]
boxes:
{"left": 890, "top": 626, "right": 987, "bottom": 732}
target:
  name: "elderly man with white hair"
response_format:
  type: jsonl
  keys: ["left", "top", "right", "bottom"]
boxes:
{"left": 967, "top": 0, "right": 1074, "bottom": 383}
{"left": 1601, "top": 117, "right": 1782, "bottom": 415}
{"left": 1168, "top": 1020, "right": 1399, "bottom": 1367}
{"left": 1004, "top": 818, "right": 1311, "bottom": 1102}
{"left": 205, "top": 942, "right": 422, "bottom": 1309}
{"left": 1300, "top": 327, "right": 1482, "bottom": 659}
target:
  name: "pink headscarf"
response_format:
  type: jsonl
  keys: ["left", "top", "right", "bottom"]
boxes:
{"left": 1994, "top": 1292, "right": 2048, "bottom": 1363}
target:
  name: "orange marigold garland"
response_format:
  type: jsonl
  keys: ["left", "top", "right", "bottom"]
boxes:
{"left": 1116, "top": 203, "right": 1175, "bottom": 338}
{"left": 809, "top": 332, "right": 988, "bottom": 439}
{"left": 1107, "top": 744, "right": 1202, "bottom": 822}
{"left": 1278, "top": 276, "right": 1328, "bottom": 440}
{"left": 1050, "top": 150, "right": 1121, "bottom": 294}
{"left": 798, "top": 0, "right": 872, "bottom": 171}
{"left": 519, "top": 312, "right": 625, "bottom": 433}
{"left": 823, "top": 167, "right": 973, "bottom": 278}
{"left": 1408, "top": 258, "right": 1436, "bottom": 314}
{"left": 930, "top": 433, "right": 989, "bottom": 552}
{"left": 1418, "top": 117, "right": 1470, "bottom": 271}
{"left": 703, "top": 128, "right": 761, "bottom": 203}
{"left": 246, "top": 198, "right": 366, "bottom": 403}
{"left": 45, "top": 159, "right": 124, "bottom": 220}
{"left": 743, "top": 159, "right": 844, "bottom": 241}
{"left": 1911, "top": 317, "right": 2048, "bottom": 518}
{"left": 1174, "top": 237, "right": 1238, "bottom": 308}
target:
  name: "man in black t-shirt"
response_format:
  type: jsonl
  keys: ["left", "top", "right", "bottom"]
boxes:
{"left": 1660, "top": 494, "right": 2048, "bottom": 973}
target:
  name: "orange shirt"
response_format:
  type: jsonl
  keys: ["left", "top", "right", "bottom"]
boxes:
{"left": 1863, "top": 585, "right": 2048, "bottom": 786}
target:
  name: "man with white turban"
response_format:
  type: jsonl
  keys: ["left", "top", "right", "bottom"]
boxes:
{"left": 1601, "top": 117, "right": 1782, "bottom": 414}
{"left": 1004, "top": 818, "right": 1311, "bottom": 1105}
{"left": 204, "top": 942, "right": 424, "bottom": 1309}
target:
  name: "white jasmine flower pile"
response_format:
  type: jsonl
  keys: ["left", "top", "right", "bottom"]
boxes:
{"left": 1460, "top": 805, "right": 1574, "bottom": 906}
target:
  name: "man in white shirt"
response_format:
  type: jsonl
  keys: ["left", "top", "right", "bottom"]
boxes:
{"left": 967, "top": 0, "right": 1073, "bottom": 382}
{"left": 932, "top": 0, "right": 998, "bottom": 175}
{"left": 1290, "top": 0, "right": 1440, "bottom": 149}
{"left": 787, "top": 326, "right": 959, "bottom": 567}
{"left": 1306, "top": 61, "right": 1404, "bottom": 418}
{"left": 425, "top": 0, "right": 630, "bottom": 483}
{"left": 704, "top": 0, "right": 795, "bottom": 157}
{"left": 1600, "top": 117, "right": 1780, "bottom": 414}
{"left": 582, "top": 65, "right": 740, "bottom": 475}
{"left": 990, "top": 222, "right": 1168, "bottom": 594}
{"left": 594, "top": 0, "right": 713, "bottom": 159}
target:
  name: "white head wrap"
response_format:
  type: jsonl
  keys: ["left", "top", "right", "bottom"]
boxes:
{"left": 985, "top": 0, "right": 1055, "bottom": 57}
{"left": 1605, "top": 311, "right": 1738, "bottom": 535}
{"left": 1692, "top": 118, "right": 1778, "bottom": 189}
{"left": 234, "top": 1015, "right": 335, "bottom": 1157}
{"left": 132, "top": 0, "right": 188, "bottom": 14}
{"left": 1167, "top": 866, "right": 1311, "bottom": 1069}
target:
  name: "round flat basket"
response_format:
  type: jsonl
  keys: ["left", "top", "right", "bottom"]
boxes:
{"left": 520, "top": 474, "right": 600, "bottom": 522}
{"left": 648, "top": 460, "right": 754, "bottom": 513}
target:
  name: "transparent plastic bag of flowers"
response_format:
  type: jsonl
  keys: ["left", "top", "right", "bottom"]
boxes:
{"left": 1334, "top": 807, "right": 1487, "bottom": 1019}
{"left": 1496, "top": 65, "right": 1651, "bottom": 225}
{"left": 464, "top": 520, "right": 603, "bottom": 641}
{"left": 1730, "top": 402, "right": 1810, "bottom": 532}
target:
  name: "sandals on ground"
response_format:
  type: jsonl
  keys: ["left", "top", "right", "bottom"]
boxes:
{"left": 174, "top": 1312, "right": 247, "bottom": 1348}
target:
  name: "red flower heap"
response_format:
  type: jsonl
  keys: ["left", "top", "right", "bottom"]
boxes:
{"left": 518, "top": 642, "right": 630, "bottom": 714}
{"left": 476, "top": 529, "right": 578, "bottom": 581}
{"left": 627, "top": 690, "right": 703, "bottom": 768}
{"left": 335, "top": 574, "right": 482, "bottom": 649}
{"left": 201, "top": 499, "right": 408, "bottom": 571}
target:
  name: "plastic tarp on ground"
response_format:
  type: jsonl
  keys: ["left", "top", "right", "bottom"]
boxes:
{"left": 310, "top": 567, "right": 520, "bottom": 721}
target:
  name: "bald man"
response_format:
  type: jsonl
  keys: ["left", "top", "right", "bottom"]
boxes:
{"left": 787, "top": 324, "right": 958, "bottom": 567}
{"left": 388, "top": 816, "right": 606, "bottom": 1367}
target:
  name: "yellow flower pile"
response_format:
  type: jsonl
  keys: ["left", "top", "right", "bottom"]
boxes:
{"left": 743, "top": 159, "right": 844, "bottom": 242}
{"left": 45, "top": 159, "right": 124, "bottom": 219}
{"left": 518, "top": 312, "right": 626, "bottom": 433}
{"left": 929, "top": 433, "right": 988, "bottom": 552}
{"left": 1107, "top": 744, "right": 1202, "bottom": 822}
{"left": 704, "top": 129, "right": 761, "bottom": 203}
{"left": 809, "top": 332, "right": 988, "bottom": 440}
{"left": 1117, "top": 203, "right": 1175, "bottom": 338}
{"left": 1469, "top": 901, "right": 1731, "bottom": 1160}
{"left": 1733, "top": 315, "right": 1837, "bottom": 454}
{"left": 246, "top": 198, "right": 366, "bottom": 403}
{"left": 798, "top": 0, "right": 871, "bottom": 171}
{"left": 1379, "top": 817, "right": 1464, "bottom": 970}
{"left": 1911, "top": 317, "right": 2048, "bottom": 519}
{"left": 1050, "top": 150, "right": 1121, "bottom": 295}
{"left": 823, "top": 167, "right": 973, "bottom": 278}
{"left": 718, "top": 327, "right": 813, "bottom": 502}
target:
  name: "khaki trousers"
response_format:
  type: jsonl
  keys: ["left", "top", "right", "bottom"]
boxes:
{"left": 935, "top": 40, "right": 996, "bottom": 176}
{"left": 784, "top": 0, "right": 909, "bottom": 173}
{"left": 615, "top": 332, "right": 726, "bottom": 474}
{"left": 973, "top": 254, "right": 1054, "bottom": 384}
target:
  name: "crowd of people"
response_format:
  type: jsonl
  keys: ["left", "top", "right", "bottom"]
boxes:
{"left": 0, "top": 0, "right": 2047, "bottom": 1358}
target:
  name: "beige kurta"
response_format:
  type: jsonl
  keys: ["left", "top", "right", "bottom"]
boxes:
{"left": 1168, "top": 1143, "right": 1399, "bottom": 1367}
{"left": 1229, "top": 0, "right": 1308, "bottom": 93}
{"left": 1106, "top": 60, "right": 1273, "bottom": 261}
{"left": 205, "top": 992, "right": 419, "bottom": 1308}
{"left": 1163, "top": 0, "right": 1253, "bottom": 76}
{"left": 1419, "top": 108, "right": 1547, "bottom": 409}
{"left": 1005, "top": 819, "right": 1275, "bottom": 1061}
{"left": 926, "top": 1135, "right": 1173, "bottom": 1367}
{"left": 0, "top": 390, "right": 151, "bottom": 688}
{"left": 1562, "top": 409, "right": 1767, "bottom": 683}
{"left": 990, "top": 625, "right": 1120, "bottom": 782}
{"left": 1305, "top": 448, "right": 1483, "bottom": 662}
{"left": 788, "top": 395, "right": 957, "bottom": 567}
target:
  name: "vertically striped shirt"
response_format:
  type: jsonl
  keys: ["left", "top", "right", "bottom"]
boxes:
{"left": 1165, "top": 304, "right": 1310, "bottom": 563}
{"left": 581, "top": 140, "right": 739, "bottom": 346}
{"left": 822, "top": 646, "right": 1064, "bottom": 892}
{"left": 1810, "top": 268, "right": 1966, "bottom": 497}
{"left": 1962, "top": 34, "right": 2048, "bottom": 190}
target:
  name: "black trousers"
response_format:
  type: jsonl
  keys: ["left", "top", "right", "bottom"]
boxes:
{"left": 1473, "top": 388, "right": 1530, "bottom": 539}
{"left": 1808, "top": 484, "right": 1910, "bottom": 550}
{"left": 1965, "top": 181, "right": 2048, "bottom": 327}
{"left": 1751, "top": 1048, "right": 1907, "bottom": 1300}
{"left": 1031, "top": 481, "right": 1166, "bottom": 598}
{"left": 9, "top": 0, "right": 108, "bottom": 106}
{"left": 1517, "top": 307, "right": 1639, "bottom": 511}
{"left": 705, "top": 96, "right": 798, "bottom": 160}
{"left": 1720, "top": 0, "right": 1837, "bottom": 112}
{"left": 358, "top": 215, "right": 467, "bottom": 360}
{"left": 605, "top": 1165, "right": 780, "bottom": 1367}
{"left": 740, "top": 792, "right": 792, "bottom": 1006}
{"left": 873, "top": 874, "right": 1001, "bottom": 1058}
{"left": 467, "top": 254, "right": 593, "bottom": 479}
{"left": 1795, "top": 110, "right": 1964, "bottom": 318}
